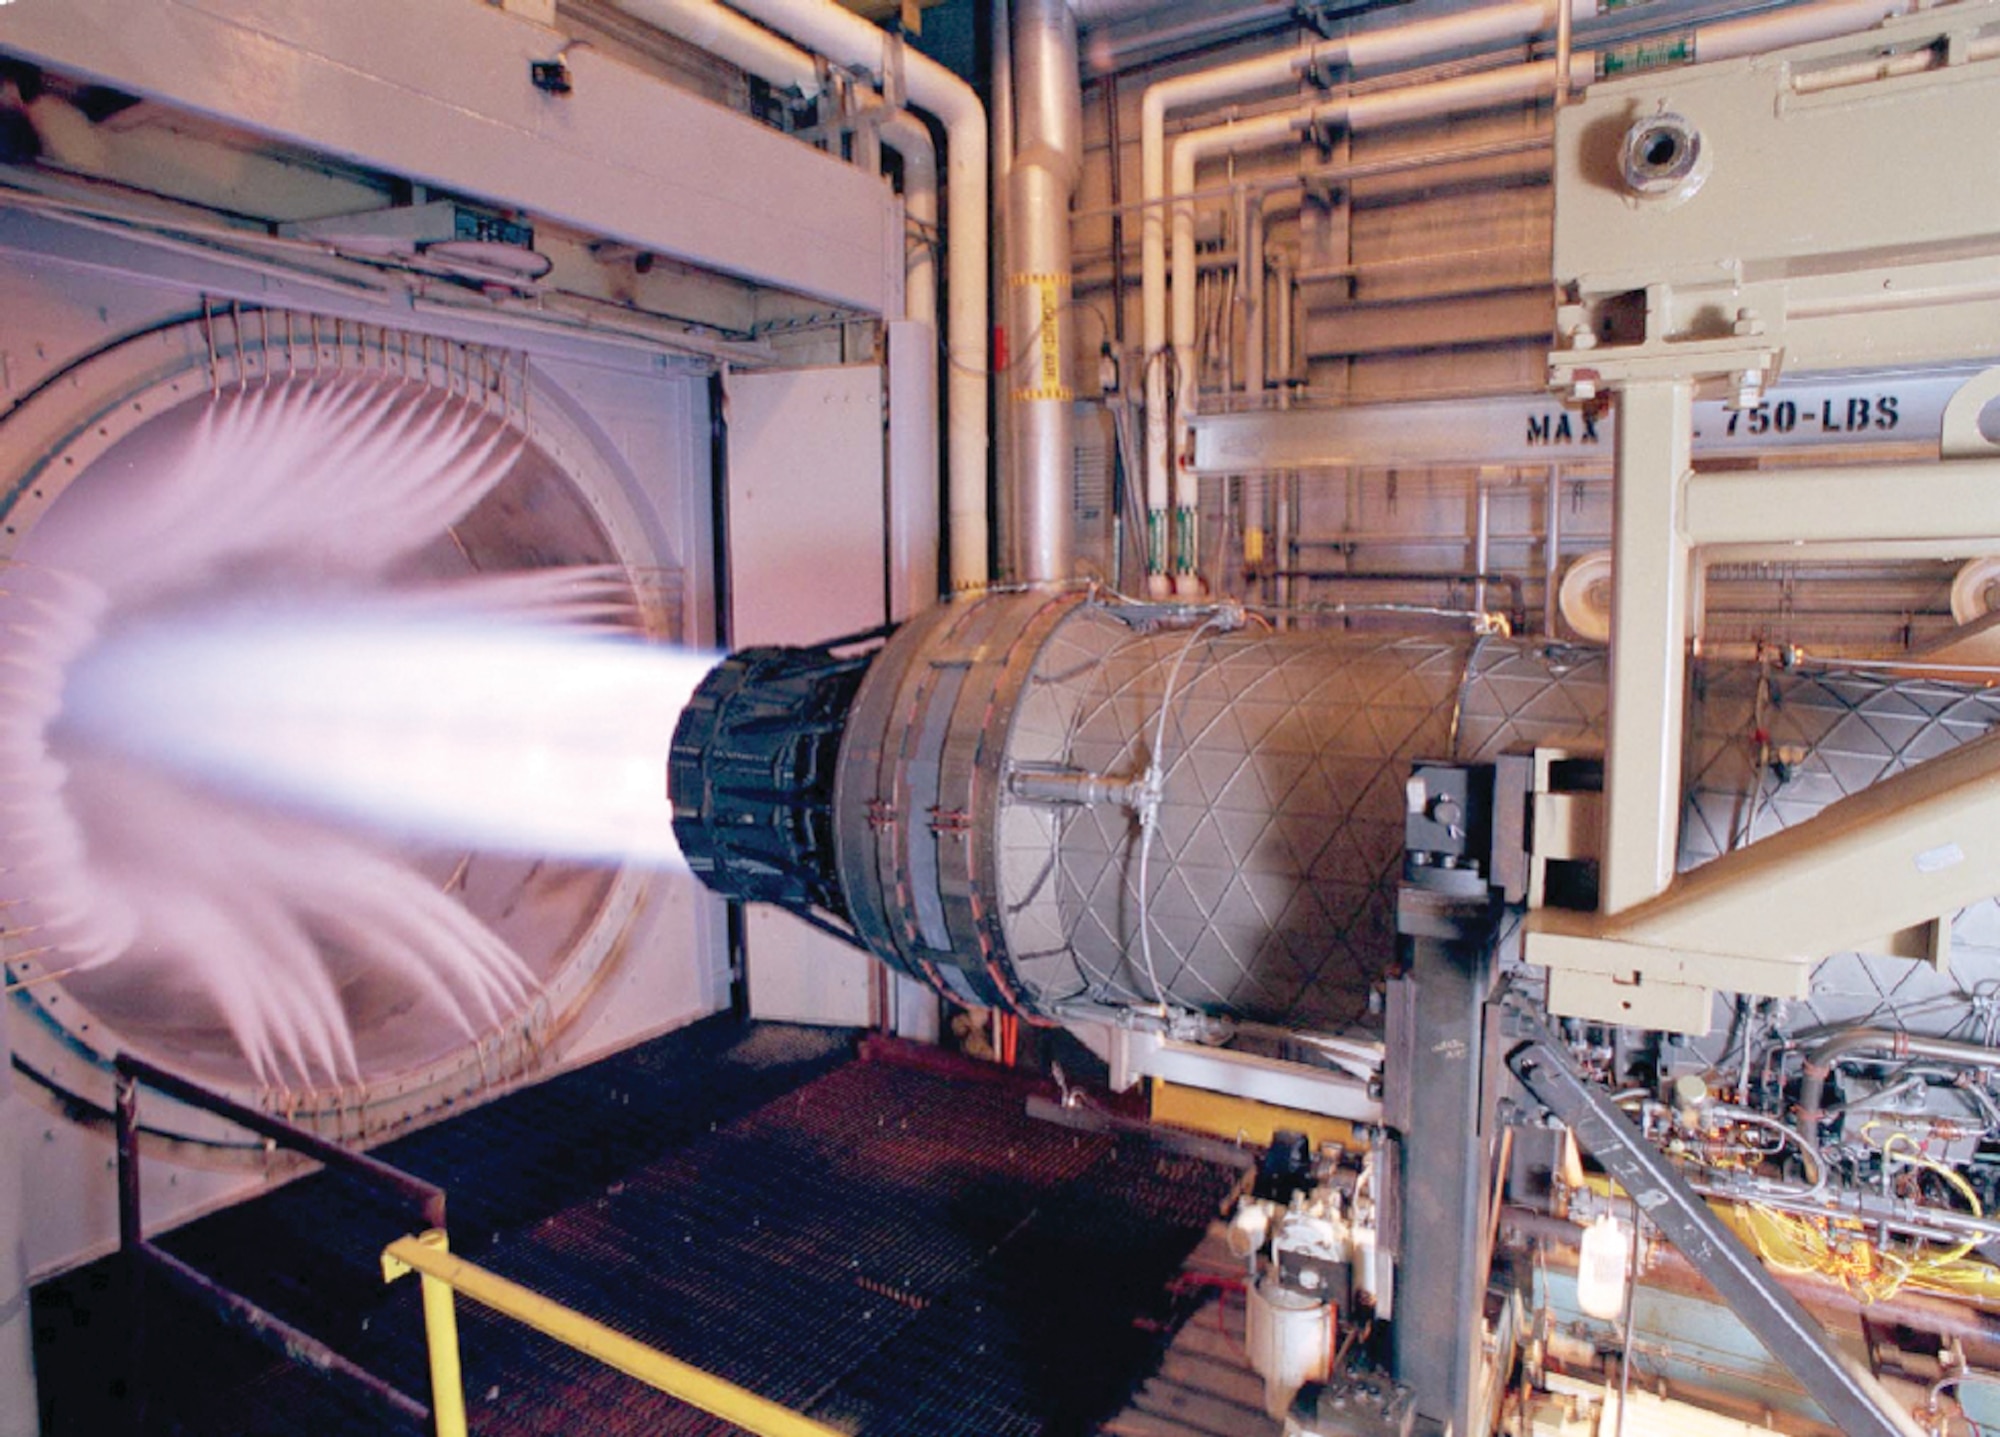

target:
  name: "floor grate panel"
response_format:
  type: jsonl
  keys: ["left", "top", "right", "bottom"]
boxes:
{"left": 33, "top": 1019, "right": 1244, "bottom": 1436}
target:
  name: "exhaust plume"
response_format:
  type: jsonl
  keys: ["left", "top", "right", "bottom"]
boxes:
{"left": 0, "top": 373, "right": 709, "bottom": 1090}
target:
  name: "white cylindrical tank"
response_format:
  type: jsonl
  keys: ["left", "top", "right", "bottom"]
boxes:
{"left": 1246, "top": 1272, "right": 1334, "bottom": 1419}
{"left": 1576, "top": 1213, "right": 1633, "bottom": 1320}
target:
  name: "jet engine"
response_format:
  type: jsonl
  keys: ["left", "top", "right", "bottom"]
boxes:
{"left": 670, "top": 587, "right": 2000, "bottom": 1034}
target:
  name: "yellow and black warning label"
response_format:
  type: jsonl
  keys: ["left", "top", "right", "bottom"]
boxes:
{"left": 1009, "top": 271, "right": 1072, "bottom": 404}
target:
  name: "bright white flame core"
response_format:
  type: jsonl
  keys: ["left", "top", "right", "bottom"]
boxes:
{"left": 62, "top": 610, "right": 716, "bottom": 867}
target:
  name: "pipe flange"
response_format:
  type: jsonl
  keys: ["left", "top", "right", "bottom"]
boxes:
{"left": 1619, "top": 112, "right": 1706, "bottom": 201}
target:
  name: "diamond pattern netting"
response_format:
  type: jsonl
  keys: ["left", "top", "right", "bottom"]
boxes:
{"left": 1683, "top": 666, "right": 2000, "bottom": 1040}
{"left": 993, "top": 601, "right": 2000, "bottom": 1040}
{"left": 1006, "top": 620, "right": 1472, "bottom": 1030}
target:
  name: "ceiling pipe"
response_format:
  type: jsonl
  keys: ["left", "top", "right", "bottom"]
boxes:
{"left": 881, "top": 107, "right": 942, "bottom": 621}
{"left": 1006, "top": 0, "right": 1082, "bottom": 585}
{"left": 604, "top": 0, "right": 941, "bottom": 625}
{"left": 1168, "top": 55, "right": 1592, "bottom": 472}
{"left": 1083, "top": 0, "right": 1295, "bottom": 78}
{"left": 607, "top": 0, "right": 940, "bottom": 330}
{"left": 720, "top": 0, "right": 992, "bottom": 590}
{"left": 880, "top": 109, "right": 938, "bottom": 327}
{"left": 1698, "top": 0, "right": 1922, "bottom": 59}
{"left": 604, "top": 0, "right": 826, "bottom": 93}
{"left": 1138, "top": 0, "right": 1590, "bottom": 595}
{"left": 1143, "top": 0, "right": 1927, "bottom": 594}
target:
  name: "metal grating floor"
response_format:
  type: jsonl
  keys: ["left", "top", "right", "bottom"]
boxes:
{"left": 33, "top": 1019, "right": 1246, "bottom": 1436}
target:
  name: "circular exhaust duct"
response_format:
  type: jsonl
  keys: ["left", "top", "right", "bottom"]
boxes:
{"left": 0, "top": 313, "right": 674, "bottom": 1150}
{"left": 671, "top": 589, "right": 2000, "bottom": 1032}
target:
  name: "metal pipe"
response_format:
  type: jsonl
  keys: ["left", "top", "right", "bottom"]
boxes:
{"left": 1293, "top": 242, "right": 1545, "bottom": 285}
{"left": 1162, "top": 62, "right": 1579, "bottom": 599}
{"left": 382, "top": 1234, "right": 847, "bottom": 1437}
{"left": 1544, "top": 465, "right": 1563, "bottom": 637}
{"left": 1698, "top": 0, "right": 1921, "bottom": 62}
{"left": 1797, "top": 1028, "right": 2000, "bottom": 1135}
{"left": 604, "top": 0, "right": 939, "bottom": 330}
{"left": 1553, "top": 0, "right": 1573, "bottom": 111}
{"left": 604, "top": 0, "right": 945, "bottom": 621}
{"left": 115, "top": 1063, "right": 440, "bottom": 1434}
{"left": 1509, "top": 1030, "right": 1926, "bottom": 1437}
{"left": 1070, "top": 132, "right": 1551, "bottom": 226}
{"left": 1082, "top": 0, "right": 1297, "bottom": 77}
{"left": 406, "top": 1232, "right": 470, "bottom": 1437}
{"left": 1139, "top": 0, "right": 1920, "bottom": 593}
{"left": 1691, "top": 1180, "right": 2000, "bottom": 1246}
{"left": 848, "top": 99, "right": 882, "bottom": 175}
{"left": 605, "top": 0, "right": 825, "bottom": 94}
{"left": 115, "top": 1053, "right": 447, "bottom": 1229}
{"left": 992, "top": 0, "right": 1015, "bottom": 584}
{"left": 1068, "top": 0, "right": 1276, "bottom": 26}
{"left": 1168, "top": 58, "right": 1591, "bottom": 532}
{"left": 1294, "top": 532, "right": 1558, "bottom": 550}
{"left": 1241, "top": 185, "right": 1265, "bottom": 395}
{"left": 1138, "top": 0, "right": 1588, "bottom": 588}
{"left": 117, "top": 1066, "right": 148, "bottom": 1435}
{"left": 879, "top": 110, "right": 938, "bottom": 326}
{"left": 1473, "top": 480, "right": 1492, "bottom": 617}
{"left": 141, "top": 1242, "right": 430, "bottom": 1428}
{"left": 1270, "top": 567, "right": 1527, "bottom": 624}
{"left": 1006, "top": 0, "right": 1081, "bottom": 585}
{"left": 115, "top": 1068, "right": 142, "bottom": 1256}
{"left": 1273, "top": 249, "right": 1293, "bottom": 386}
{"left": 721, "top": 0, "right": 990, "bottom": 588}
{"left": 1104, "top": 74, "right": 1127, "bottom": 347}
{"left": 1500, "top": 1208, "right": 2000, "bottom": 1357}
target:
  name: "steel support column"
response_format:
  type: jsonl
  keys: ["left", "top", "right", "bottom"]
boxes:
{"left": 1601, "top": 379, "right": 1692, "bottom": 913}
{"left": 1389, "top": 884, "right": 1501, "bottom": 1435}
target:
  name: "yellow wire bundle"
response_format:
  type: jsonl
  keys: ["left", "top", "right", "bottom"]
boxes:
{"left": 1728, "top": 1129, "right": 1988, "bottom": 1304}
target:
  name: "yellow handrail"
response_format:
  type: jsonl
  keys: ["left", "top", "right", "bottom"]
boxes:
{"left": 382, "top": 1230, "right": 847, "bottom": 1437}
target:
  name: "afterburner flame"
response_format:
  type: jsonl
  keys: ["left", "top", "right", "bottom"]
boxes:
{"left": 0, "top": 374, "right": 713, "bottom": 1089}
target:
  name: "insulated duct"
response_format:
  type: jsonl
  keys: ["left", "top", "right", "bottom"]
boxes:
{"left": 669, "top": 590, "right": 2000, "bottom": 1031}
{"left": 1006, "top": 0, "right": 1082, "bottom": 585}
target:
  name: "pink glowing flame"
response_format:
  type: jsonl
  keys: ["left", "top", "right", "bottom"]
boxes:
{"left": 0, "top": 374, "right": 708, "bottom": 1090}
